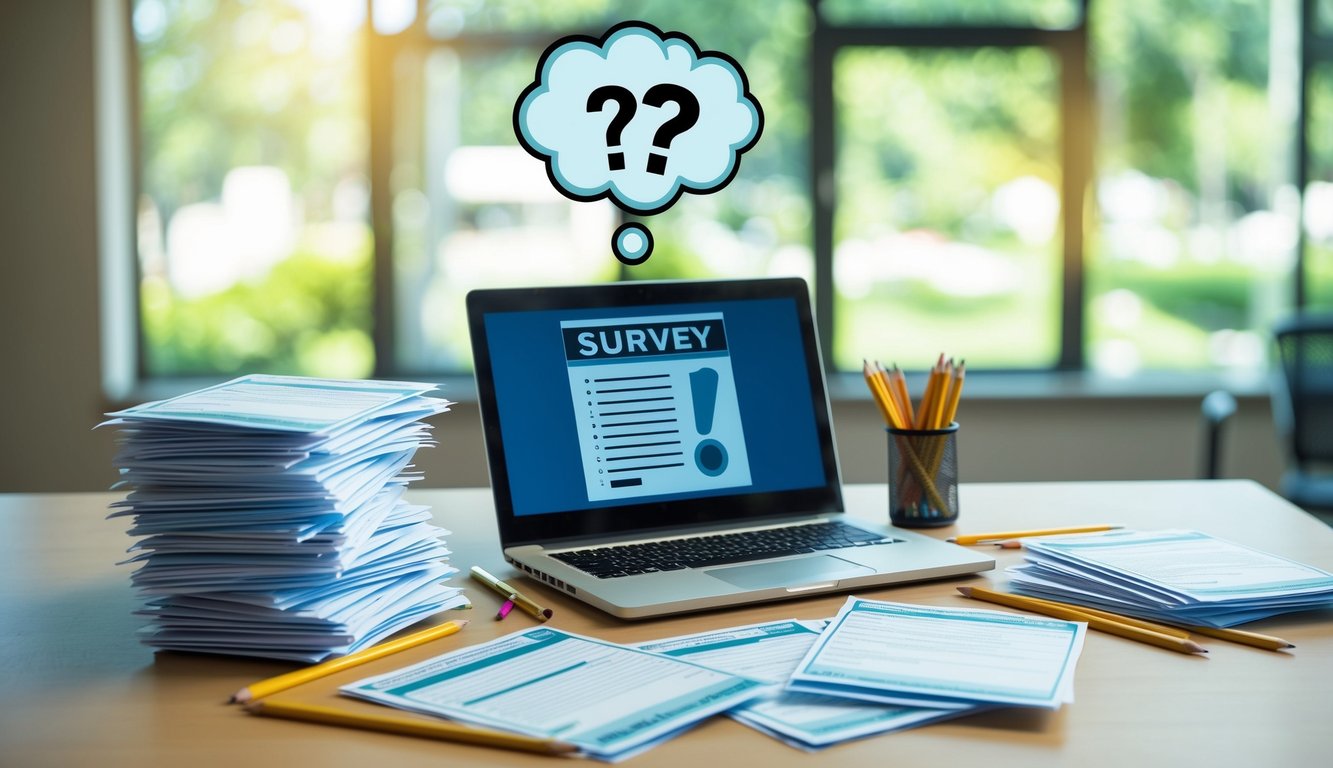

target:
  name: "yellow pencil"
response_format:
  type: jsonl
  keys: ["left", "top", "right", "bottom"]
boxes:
{"left": 864, "top": 360, "right": 905, "bottom": 428}
{"left": 889, "top": 363, "right": 915, "bottom": 427}
{"left": 948, "top": 524, "right": 1123, "bottom": 546}
{"left": 243, "top": 699, "right": 579, "bottom": 755}
{"left": 874, "top": 361, "right": 909, "bottom": 426}
{"left": 998, "top": 592, "right": 1191, "bottom": 639}
{"left": 915, "top": 356, "right": 945, "bottom": 429}
{"left": 942, "top": 360, "right": 966, "bottom": 425}
{"left": 231, "top": 619, "right": 468, "bottom": 704}
{"left": 999, "top": 593, "right": 1294, "bottom": 650}
{"left": 1180, "top": 624, "right": 1295, "bottom": 651}
{"left": 930, "top": 358, "right": 953, "bottom": 429}
{"left": 957, "top": 587, "right": 1208, "bottom": 656}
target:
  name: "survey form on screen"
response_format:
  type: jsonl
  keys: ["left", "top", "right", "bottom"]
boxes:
{"left": 561, "top": 312, "right": 752, "bottom": 502}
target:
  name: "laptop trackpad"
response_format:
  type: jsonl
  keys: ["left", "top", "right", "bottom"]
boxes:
{"left": 705, "top": 555, "right": 875, "bottom": 591}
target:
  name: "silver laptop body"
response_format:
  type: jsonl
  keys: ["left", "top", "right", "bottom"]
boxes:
{"left": 467, "top": 277, "right": 993, "bottom": 619}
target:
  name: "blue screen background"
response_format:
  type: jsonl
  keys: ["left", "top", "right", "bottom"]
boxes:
{"left": 484, "top": 298, "right": 827, "bottom": 517}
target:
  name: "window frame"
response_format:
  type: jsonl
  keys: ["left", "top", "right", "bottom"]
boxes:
{"left": 119, "top": 0, "right": 1324, "bottom": 386}
{"left": 809, "top": 0, "right": 1091, "bottom": 372}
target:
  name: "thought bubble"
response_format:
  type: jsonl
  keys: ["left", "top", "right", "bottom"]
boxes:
{"left": 514, "top": 21, "right": 763, "bottom": 265}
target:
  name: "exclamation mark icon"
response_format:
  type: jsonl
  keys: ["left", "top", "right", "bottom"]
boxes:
{"left": 689, "top": 367, "right": 728, "bottom": 477}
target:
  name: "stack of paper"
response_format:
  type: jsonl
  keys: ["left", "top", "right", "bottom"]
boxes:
{"left": 101, "top": 374, "right": 468, "bottom": 662}
{"left": 1008, "top": 529, "right": 1333, "bottom": 628}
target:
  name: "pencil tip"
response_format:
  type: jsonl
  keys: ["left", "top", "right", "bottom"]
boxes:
{"left": 956, "top": 586, "right": 973, "bottom": 596}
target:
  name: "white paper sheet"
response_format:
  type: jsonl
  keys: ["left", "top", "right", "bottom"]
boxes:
{"left": 787, "top": 597, "right": 1085, "bottom": 710}
{"left": 635, "top": 619, "right": 978, "bottom": 749}
{"left": 342, "top": 627, "right": 766, "bottom": 761}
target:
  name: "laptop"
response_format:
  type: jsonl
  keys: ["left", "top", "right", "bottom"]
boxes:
{"left": 466, "top": 276, "right": 993, "bottom": 619}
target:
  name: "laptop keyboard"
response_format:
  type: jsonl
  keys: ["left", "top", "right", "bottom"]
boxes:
{"left": 550, "top": 521, "right": 902, "bottom": 579}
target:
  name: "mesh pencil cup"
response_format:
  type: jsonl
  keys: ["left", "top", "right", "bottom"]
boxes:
{"left": 887, "top": 423, "right": 960, "bottom": 528}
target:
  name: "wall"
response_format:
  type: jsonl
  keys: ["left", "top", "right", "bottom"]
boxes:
{"left": 0, "top": 1, "right": 1287, "bottom": 494}
{"left": 0, "top": 1, "right": 122, "bottom": 492}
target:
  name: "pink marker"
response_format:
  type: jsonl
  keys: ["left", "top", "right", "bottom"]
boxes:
{"left": 495, "top": 599, "right": 516, "bottom": 620}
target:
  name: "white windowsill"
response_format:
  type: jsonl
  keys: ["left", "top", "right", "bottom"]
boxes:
{"left": 114, "top": 368, "right": 1274, "bottom": 410}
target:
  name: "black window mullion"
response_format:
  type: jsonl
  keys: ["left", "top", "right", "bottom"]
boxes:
{"left": 810, "top": 20, "right": 837, "bottom": 372}
{"left": 1057, "top": 20, "right": 1091, "bottom": 370}
{"left": 1296, "top": 0, "right": 1318, "bottom": 309}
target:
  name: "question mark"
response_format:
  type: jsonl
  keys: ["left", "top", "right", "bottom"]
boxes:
{"left": 642, "top": 83, "right": 701, "bottom": 176}
{"left": 586, "top": 85, "right": 637, "bottom": 172}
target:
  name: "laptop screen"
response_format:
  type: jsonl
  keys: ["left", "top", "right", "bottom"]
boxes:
{"left": 467, "top": 277, "right": 843, "bottom": 547}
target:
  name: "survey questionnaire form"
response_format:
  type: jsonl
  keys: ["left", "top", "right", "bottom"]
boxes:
{"left": 561, "top": 312, "right": 752, "bottom": 502}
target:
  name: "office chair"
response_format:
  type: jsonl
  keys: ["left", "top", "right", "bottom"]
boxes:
{"left": 1200, "top": 389, "right": 1236, "bottom": 480}
{"left": 1272, "top": 314, "right": 1333, "bottom": 512}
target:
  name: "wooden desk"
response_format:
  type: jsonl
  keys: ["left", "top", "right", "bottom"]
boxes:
{"left": 2, "top": 481, "right": 1330, "bottom": 766}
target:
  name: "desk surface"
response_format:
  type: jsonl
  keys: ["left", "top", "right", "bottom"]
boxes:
{"left": 2, "top": 481, "right": 1330, "bottom": 767}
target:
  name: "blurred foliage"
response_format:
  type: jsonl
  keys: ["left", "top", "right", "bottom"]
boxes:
{"left": 136, "top": 0, "right": 371, "bottom": 378}
{"left": 1091, "top": 260, "right": 1262, "bottom": 331}
{"left": 834, "top": 47, "right": 1058, "bottom": 239}
{"left": 136, "top": 0, "right": 364, "bottom": 221}
{"left": 1310, "top": 65, "right": 1333, "bottom": 310}
{"left": 1311, "top": 245, "right": 1333, "bottom": 310}
{"left": 1312, "top": 64, "right": 1333, "bottom": 184}
{"left": 1090, "top": 0, "right": 1274, "bottom": 207}
{"left": 820, "top": 0, "right": 1079, "bottom": 28}
{"left": 831, "top": 46, "right": 1061, "bottom": 369}
{"left": 142, "top": 229, "right": 373, "bottom": 378}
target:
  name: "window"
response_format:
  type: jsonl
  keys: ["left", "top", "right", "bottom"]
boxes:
{"left": 829, "top": 46, "right": 1063, "bottom": 370}
{"left": 127, "top": 0, "right": 1327, "bottom": 383}
{"left": 133, "top": 0, "right": 373, "bottom": 379}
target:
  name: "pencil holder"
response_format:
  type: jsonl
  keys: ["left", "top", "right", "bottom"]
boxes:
{"left": 887, "top": 424, "right": 959, "bottom": 528}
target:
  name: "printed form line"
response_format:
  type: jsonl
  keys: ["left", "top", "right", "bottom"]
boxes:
{"left": 604, "top": 441, "right": 681, "bottom": 450}
{"left": 609, "top": 463, "right": 685, "bottom": 473}
{"left": 592, "top": 374, "right": 670, "bottom": 383}
{"left": 460, "top": 661, "right": 590, "bottom": 707}
{"left": 606, "top": 452, "right": 684, "bottom": 462}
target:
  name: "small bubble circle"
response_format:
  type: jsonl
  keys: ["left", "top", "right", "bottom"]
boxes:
{"left": 612, "top": 222, "right": 654, "bottom": 265}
